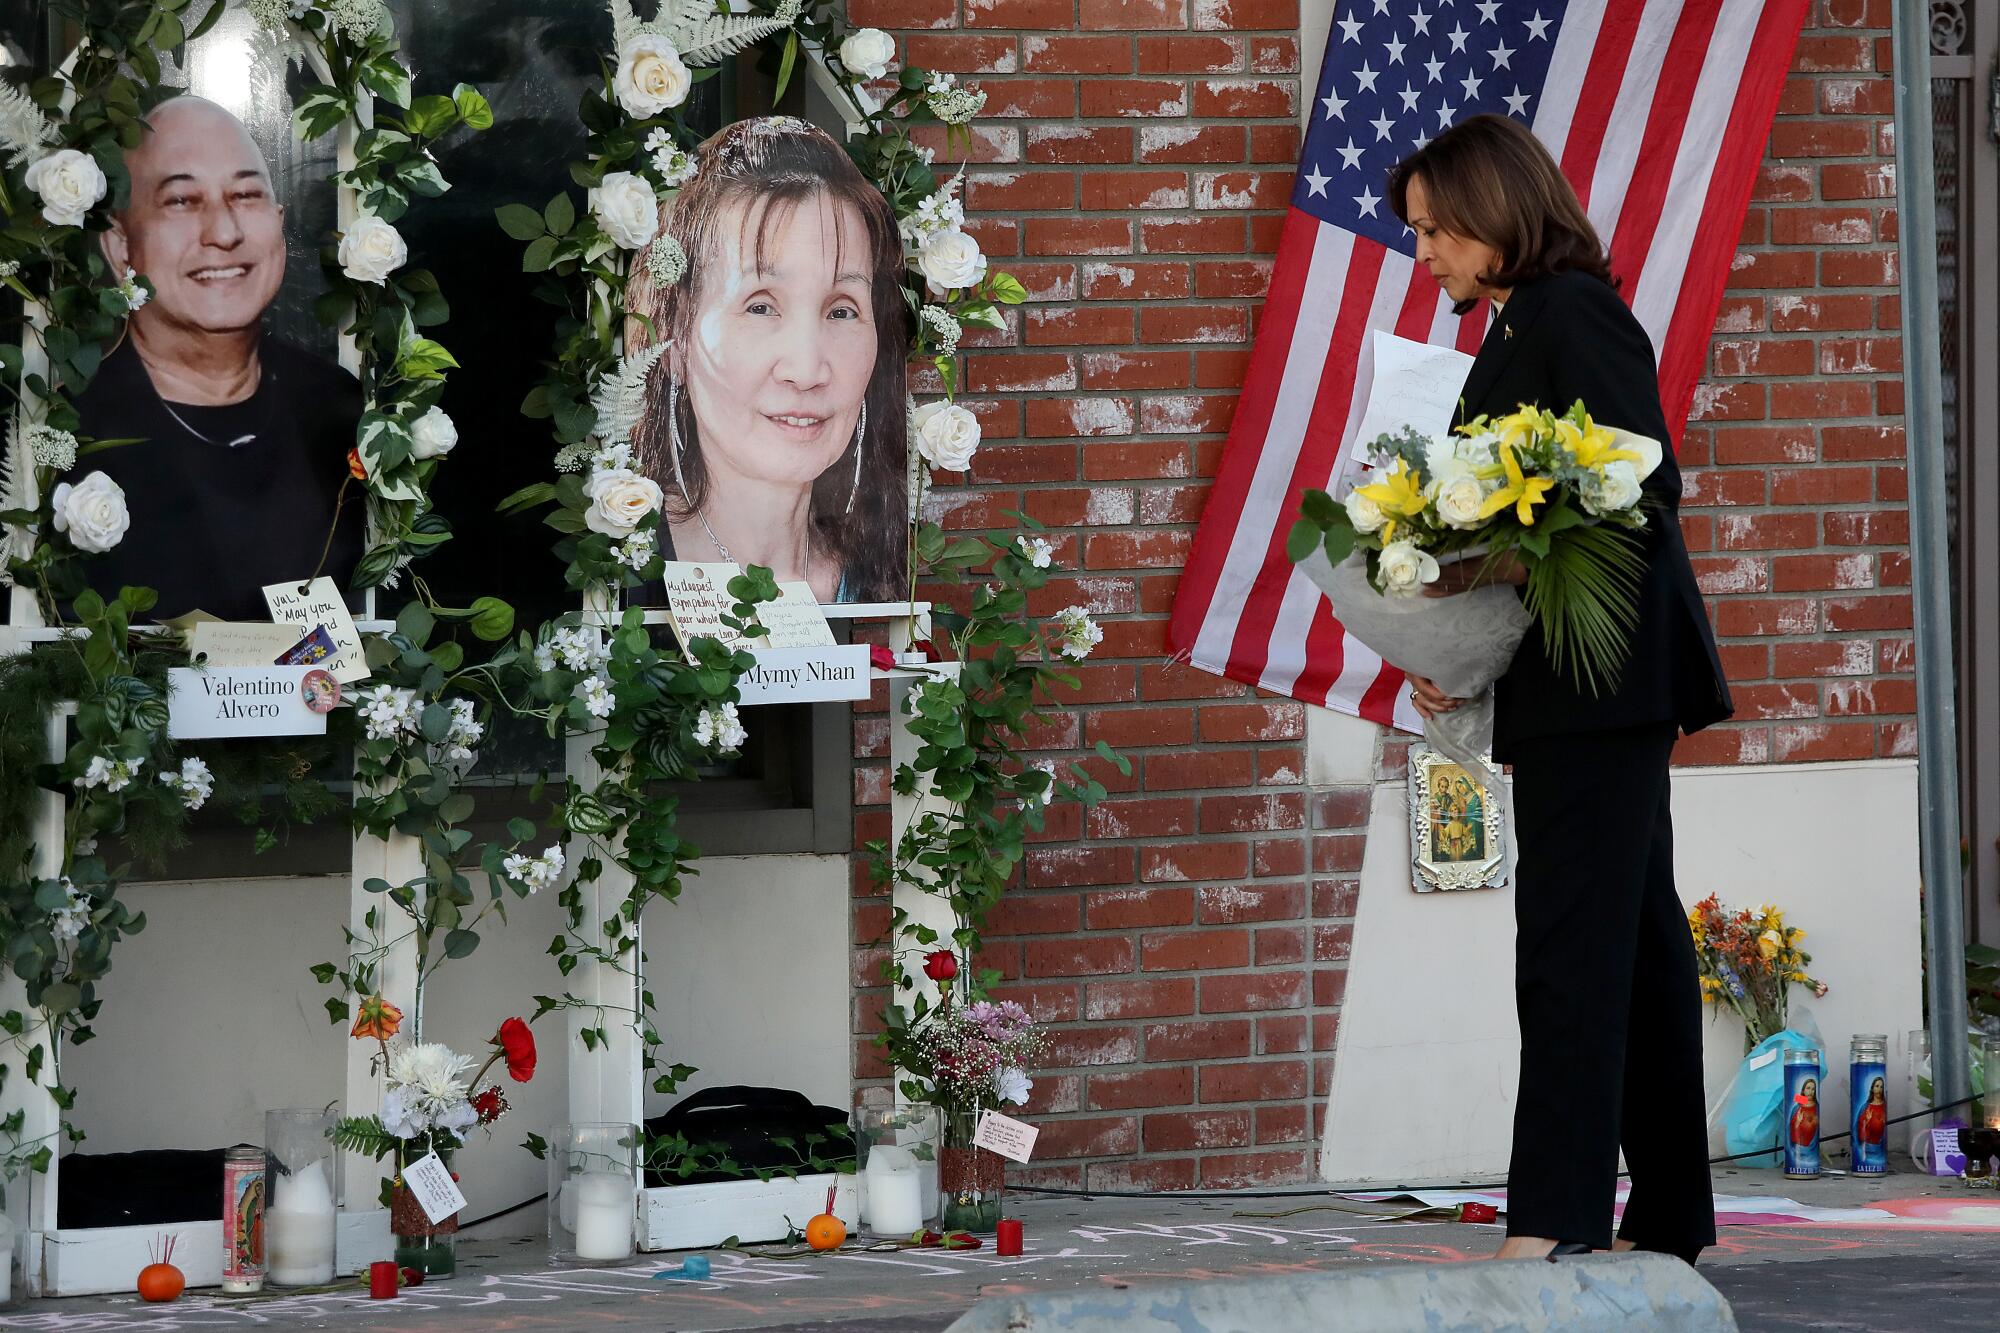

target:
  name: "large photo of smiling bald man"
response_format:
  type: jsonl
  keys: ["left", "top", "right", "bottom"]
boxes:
{"left": 72, "top": 94, "right": 363, "bottom": 623}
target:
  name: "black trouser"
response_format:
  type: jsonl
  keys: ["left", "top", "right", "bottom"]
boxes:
{"left": 1505, "top": 722, "right": 1716, "bottom": 1263}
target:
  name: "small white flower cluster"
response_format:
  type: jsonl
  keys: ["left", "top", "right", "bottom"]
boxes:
{"left": 927, "top": 77, "right": 987, "bottom": 126}
{"left": 381, "top": 1041, "right": 478, "bottom": 1142}
{"left": 1016, "top": 535, "right": 1053, "bottom": 569}
{"left": 692, "top": 701, "right": 747, "bottom": 751}
{"left": 357, "top": 685, "right": 420, "bottom": 742}
{"left": 23, "top": 422, "right": 77, "bottom": 471}
{"left": 438, "top": 698, "right": 483, "bottom": 763}
{"left": 502, "top": 844, "right": 565, "bottom": 895}
{"left": 553, "top": 441, "right": 596, "bottom": 473}
{"left": 0, "top": 260, "right": 18, "bottom": 278}
{"left": 901, "top": 178, "right": 965, "bottom": 246}
{"left": 158, "top": 757, "right": 214, "bottom": 811}
{"left": 326, "top": 0, "right": 388, "bottom": 42}
{"left": 76, "top": 754, "right": 142, "bottom": 794}
{"left": 48, "top": 877, "right": 92, "bottom": 942}
{"left": 614, "top": 529, "right": 656, "bottom": 571}
{"left": 116, "top": 267, "right": 148, "bottom": 312}
{"left": 919, "top": 304, "right": 961, "bottom": 355}
{"left": 577, "top": 674, "right": 615, "bottom": 719}
{"left": 773, "top": 0, "right": 802, "bottom": 20}
{"left": 534, "top": 624, "right": 613, "bottom": 676}
{"left": 910, "top": 400, "right": 981, "bottom": 472}
{"left": 1053, "top": 605, "right": 1103, "bottom": 661}
{"left": 245, "top": 0, "right": 293, "bottom": 31}
{"left": 646, "top": 234, "right": 688, "bottom": 287}
{"left": 644, "top": 128, "right": 698, "bottom": 188}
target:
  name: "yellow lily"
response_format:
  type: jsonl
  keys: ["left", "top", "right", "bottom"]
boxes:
{"left": 1352, "top": 457, "right": 1428, "bottom": 543}
{"left": 1475, "top": 440, "right": 1555, "bottom": 526}
{"left": 1555, "top": 414, "right": 1643, "bottom": 472}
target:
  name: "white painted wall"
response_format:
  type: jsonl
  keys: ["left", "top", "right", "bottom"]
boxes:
{"left": 1319, "top": 759, "right": 1924, "bottom": 1183}
{"left": 63, "top": 851, "right": 850, "bottom": 1239}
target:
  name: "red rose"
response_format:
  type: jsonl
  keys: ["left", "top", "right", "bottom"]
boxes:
{"left": 922, "top": 949, "right": 958, "bottom": 983}
{"left": 496, "top": 1017, "right": 536, "bottom": 1083}
{"left": 868, "top": 643, "right": 896, "bottom": 672}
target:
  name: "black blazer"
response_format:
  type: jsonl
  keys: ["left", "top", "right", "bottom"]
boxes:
{"left": 1455, "top": 268, "right": 1731, "bottom": 759}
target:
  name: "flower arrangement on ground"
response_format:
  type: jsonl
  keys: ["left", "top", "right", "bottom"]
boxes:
{"left": 889, "top": 979, "right": 1046, "bottom": 1233}
{"left": 1688, "top": 895, "right": 1828, "bottom": 1050}
{"left": 335, "top": 1006, "right": 537, "bottom": 1276}
{"left": 1290, "top": 402, "right": 1665, "bottom": 696}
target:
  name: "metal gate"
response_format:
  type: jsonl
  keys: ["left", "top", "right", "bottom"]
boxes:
{"left": 1931, "top": 0, "right": 2000, "bottom": 944}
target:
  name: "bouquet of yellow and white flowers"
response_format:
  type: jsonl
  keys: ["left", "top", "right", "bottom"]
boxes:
{"left": 1290, "top": 401, "right": 1664, "bottom": 695}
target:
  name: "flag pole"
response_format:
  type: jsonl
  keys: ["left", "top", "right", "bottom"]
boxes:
{"left": 1889, "top": 0, "right": 1970, "bottom": 1112}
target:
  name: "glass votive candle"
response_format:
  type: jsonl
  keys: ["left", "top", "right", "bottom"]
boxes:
{"left": 548, "top": 1123, "right": 639, "bottom": 1265}
{"left": 854, "top": 1099, "right": 939, "bottom": 1237}
{"left": 264, "top": 1108, "right": 341, "bottom": 1287}
{"left": 1984, "top": 1036, "right": 2000, "bottom": 1130}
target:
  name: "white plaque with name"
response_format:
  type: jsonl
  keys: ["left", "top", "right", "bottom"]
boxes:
{"left": 167, "top": 666, "right": 327, "bottom": 739}
{"left": 734, "top": 645, "right": 873, "bottom": 706}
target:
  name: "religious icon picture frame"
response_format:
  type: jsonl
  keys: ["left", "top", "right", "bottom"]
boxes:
{"left": 1406, "top": 744, "right": 1508, "bottom": 893}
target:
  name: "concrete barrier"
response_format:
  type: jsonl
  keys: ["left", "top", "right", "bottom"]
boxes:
{"left": 944, "top": 1253, "right": 1738, "bottom": 1332}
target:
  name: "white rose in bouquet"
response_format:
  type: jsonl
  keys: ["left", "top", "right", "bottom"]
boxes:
{"left": 1343, "top": 485, "right": 1386, "bottom": 535}
{"left": 917, "top": 228, "right": 986, "bottom": 294}
{"left": 911, "top": 401, "right": 981, "bottom": 472}
{"left": 410, "top": 406, "right": 458, "bottom": 460}
{"left": 583, "top": 467, "right": 663, "bottom": 536}
{"left": 589, "top": 171, "right": 660, "bottom": 251}
{"left": 613, "top": 35, "right": 691, "bottom": 118}
{"left": 1376, "top": 539, "right": 1440, "bottom": 598}
{"left": 1428, "top": 462, "right": 1489, "bottom": 530}
{"left": 51, "top": 471, "right": 130, "bottom": 553}
{"left": 338, "top": 215, "right": 407, "bottom": 283}
{"left": 1581, "top": 459, "right": 1643, "bottom": 515}
{"left": 24, "top": 149, "right": 105, "bottom": 227}
{"left": 838, "top": 28, "right": 897, "bottom": 81}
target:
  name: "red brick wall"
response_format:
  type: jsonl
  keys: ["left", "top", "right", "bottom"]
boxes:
{"left": 850, "top": 0, "right": 1910, "bottom": 1189}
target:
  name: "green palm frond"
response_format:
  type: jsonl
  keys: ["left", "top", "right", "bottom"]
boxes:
{"left": 1522, "top": 522, "right": 1646, "bottom": 697}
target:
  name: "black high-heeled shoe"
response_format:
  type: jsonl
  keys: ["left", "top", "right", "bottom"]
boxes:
{"left": 1545, "top": 1241, "right": 1595, "bottom": 1261}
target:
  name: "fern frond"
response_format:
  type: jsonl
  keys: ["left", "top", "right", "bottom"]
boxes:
{"left": 608, "top": 0, "right": 644, "bottom": 52}
{"left": 590, "top": 342, "right": 669, "bottom": 447}
{"left": 332, "top": 1115, "right": 401, "bottom": 1160}
{"left": 664, "top": 11, "right": 792, "bottom": 65}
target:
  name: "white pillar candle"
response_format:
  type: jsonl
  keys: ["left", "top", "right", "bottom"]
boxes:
{"left": 864, "top": 1144, "right": 925, "bottom": 1236}
{"left": 266, "top": 1160, "right": 337, "bottom": 1286}
{"left": 572, "top": 1171, "right": 635, "bottom": 1261}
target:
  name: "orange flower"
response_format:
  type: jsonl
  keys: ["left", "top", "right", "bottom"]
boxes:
{"left": 351, "top": 994, "right": 403, "bottom": 1041}
{"left": 347, "top": 447, "right": 368, "bottom": 480}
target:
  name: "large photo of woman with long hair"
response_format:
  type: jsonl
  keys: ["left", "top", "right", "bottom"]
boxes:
{"left": 624, "top": 116, "right": 910, "bottom": 604}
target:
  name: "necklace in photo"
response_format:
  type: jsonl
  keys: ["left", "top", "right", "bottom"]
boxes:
{"left": 159, "top": 396, "right": 258, "bottom": 449}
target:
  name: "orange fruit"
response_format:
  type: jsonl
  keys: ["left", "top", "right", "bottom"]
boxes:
{"left": 804, "top": 1212, "right": 846, "bottom": 1251}
{"left": 137, "top": 1262, "right": 184, "bottom": 1303}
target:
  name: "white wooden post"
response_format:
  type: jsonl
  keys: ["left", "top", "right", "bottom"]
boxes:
{"left": 564, "top": 593, "right": 646, "bottom": 1137}
{"left": 885, "top": 614, "right": 959, "bottom": 1015}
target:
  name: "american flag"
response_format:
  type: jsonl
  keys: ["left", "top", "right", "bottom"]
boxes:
{"left": 1169, "top": 0, "right": 1810, "bottom": 725}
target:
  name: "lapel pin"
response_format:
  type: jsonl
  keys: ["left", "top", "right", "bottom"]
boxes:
{"left": 1502, "top": 323, "right": 1513, "bottom": 340}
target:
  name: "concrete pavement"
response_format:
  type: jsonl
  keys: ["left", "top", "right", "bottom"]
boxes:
{"left": 4, "top": 1168, "right": 1996, "bottom": 1331}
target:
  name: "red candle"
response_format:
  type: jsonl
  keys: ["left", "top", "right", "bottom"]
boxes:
{"left": 995, "top": 1219, "right": 1023, "bottom": 1256}
{"left": 369, "top": 1260, "right": 399, "bottom": 1300}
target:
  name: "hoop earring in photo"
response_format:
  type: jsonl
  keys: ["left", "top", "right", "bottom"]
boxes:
{"left": 844, "top": 402, "right": 866, "bottom": 515}
{"left": 666, "top": 374, "right": 695, "bottom": 512}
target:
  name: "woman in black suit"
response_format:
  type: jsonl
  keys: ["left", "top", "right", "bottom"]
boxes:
{"left": 1388, "top": 115, "right": 1732, "bottom": 1265}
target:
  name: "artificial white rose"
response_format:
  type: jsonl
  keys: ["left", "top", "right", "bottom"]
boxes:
{"left": 911, "top": 400, "right": 981, "bottom": 472}
{"left": 1430, "top": 465, "right": 1488, "bottom": 530}
{"left": 838, "top": 28, "right": 897, "bottom": 81}
{"left": 51, "top": 471, "right": 130, "bottom": 553}
{"left": 917, "top": 228, "right": 987, "bottom": 294}
{"left": 24, "top": 149, "right": 106, "bottom": 228}
{"left": 410, "top": 406, "right": 458, "bottom": 460}
{"left": 338, "top": 215, "right": 407, "bottom": 283}
{"left": 583, "top": 467, "right": 663, "bottom": 536}
{"left": 1343, "top": 486, "right": 1386, "bottom": 535}
{"left": 588, "top": 171, "right": 660, "bottom": 251}
{"left": 613, "top": 34, "right": 691, "bottom": 118}
{"left": 1376, "top": 539, "right": 1441, "bottom": 598}
{"left": 1583, "top": 459, "right": 1644, "bottom": 515}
